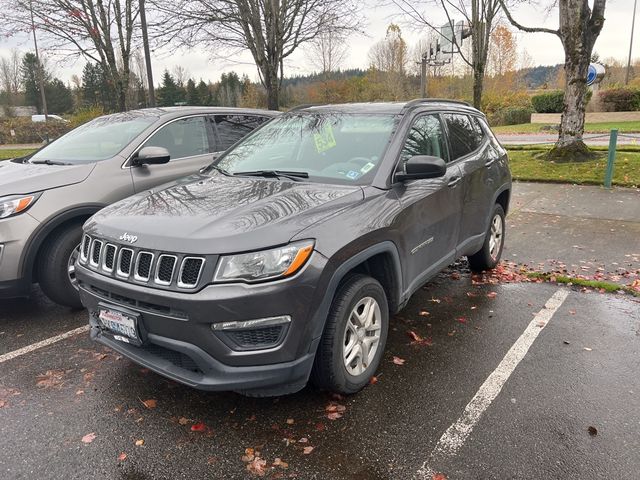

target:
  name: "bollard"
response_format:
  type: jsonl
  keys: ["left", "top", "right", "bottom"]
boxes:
{"left": 604, "top": 128, "right": 618, "bottom": 189}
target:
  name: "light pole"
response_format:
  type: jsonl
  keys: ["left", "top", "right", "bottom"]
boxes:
{"left": 139, "top": 0, "right": 156, "bottom": 106}
{"left": 626, "top": 0, "right": 638, "bottom": 85}
{"left": 29, "top": 0, "right": 48, "bottom": 122}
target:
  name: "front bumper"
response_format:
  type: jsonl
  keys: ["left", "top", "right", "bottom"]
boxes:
{"left": 76, "top": 253, "right": 329, "bottom": 392}
{"left": 0, "top": 213, "right": 41, "bottom": 297}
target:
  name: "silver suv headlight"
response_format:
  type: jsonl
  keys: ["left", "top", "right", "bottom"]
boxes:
{"left": 0, "top": 193, "right": 41, "bottom": 219}
{"left": 214, "top": 240, "right": 314, "bottom": 283}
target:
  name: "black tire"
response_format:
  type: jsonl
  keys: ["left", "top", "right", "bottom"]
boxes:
{"left": 311, "top": 274, "right": 389, "bottom": 395}
{"left": 468, "top": 203, "right": 506, "bottom": 272}
{"left": 37, "top": 223, "right": 83, "bottom": 308}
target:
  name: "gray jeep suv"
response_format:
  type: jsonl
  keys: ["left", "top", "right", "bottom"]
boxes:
{"left": 0, "top": 107, "right": 277, "bottom": 307}
{"left": 76, "top": 100, "right": 511, "bottom": 396}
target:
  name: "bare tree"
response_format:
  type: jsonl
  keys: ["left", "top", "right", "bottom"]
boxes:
{"left": 500, "top": 0, "right": 606, "bottom": 158}
{"left": 307, "top": 30, "right": 348, "bottom": 76}
{"left": 0, "top": 49, "right": 22, "bottom": 105}
{"left": 391, "top": 0, "right": 503, "bottom": 108}
{"left": 150, "top": 0, "right": 362, "bottom": 110}
{"left": 0, "top": 0, "right": 139, "bottom": 111}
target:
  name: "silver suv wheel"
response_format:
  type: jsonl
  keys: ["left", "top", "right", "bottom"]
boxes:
{"left": 342, "top": 296, "right": 382, "bottom": 376}
{"left": 489, "top": 213, "right": 504, "bottom": 261}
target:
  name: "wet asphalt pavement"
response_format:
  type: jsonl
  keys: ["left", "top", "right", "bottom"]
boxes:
{"left": 1, "top": 182, "right": 640, "bottom": 479}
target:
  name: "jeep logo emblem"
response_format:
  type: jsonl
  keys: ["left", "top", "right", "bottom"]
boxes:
{"left": 119, "top": 232, "right": 138, "bottom": 244}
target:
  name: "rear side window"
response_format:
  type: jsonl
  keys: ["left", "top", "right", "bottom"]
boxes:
{"left": 213, "top": 115, "right": 270, "bottom": 151}
{"left": 143, "top": 116, "right": 209, "bottom": 160}
{"left": 443, "top": 114, "right": 484, "bottom": 161}
{"left": 400, "top": 114, "right": 447, "bottom": 162}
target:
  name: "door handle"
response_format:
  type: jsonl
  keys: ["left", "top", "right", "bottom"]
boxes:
{"left": 448, "top": 176, "right": 461, "bottom": 187}
{"left": 485, "top": 158, "right": 497, "bottom": 167}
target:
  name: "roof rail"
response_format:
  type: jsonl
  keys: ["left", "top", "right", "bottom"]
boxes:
{"left": 401, "top": 98, "right": 472, "bottom": 112}
{"left": 287, "top": 103, "right": 323, "bottom": 112}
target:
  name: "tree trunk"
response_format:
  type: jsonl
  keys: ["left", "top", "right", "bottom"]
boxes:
{"left": 265, "top": 68, "right": 280, "bottom": 111}
{"left": 472, "top": 66, "right": 484, "bottom": 109}
{"left": 555, "top": 53, "right": 589, "bottom": 150}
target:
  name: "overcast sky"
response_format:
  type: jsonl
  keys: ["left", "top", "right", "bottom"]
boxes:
{"left": 0, "top": 0, "right": 636, "bottom": 85}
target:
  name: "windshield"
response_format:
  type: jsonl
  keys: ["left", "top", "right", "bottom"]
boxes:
{"left": 30, "top": 113, "right": 157, "bottom": 164}
{"left": 213, "top": 113, "right": 398, "bottom": 185}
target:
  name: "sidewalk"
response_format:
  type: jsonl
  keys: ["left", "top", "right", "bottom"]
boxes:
{"left": 506, "top": 181, "right": 640, "bottom": 286}
{"left": 0, "top": 143, "right": 42, "bottom": 150}
{"left": 498, "top": 133, "right": 640, "bottom": 146}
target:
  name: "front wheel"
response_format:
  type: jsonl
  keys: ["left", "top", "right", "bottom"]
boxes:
{"left": 37, "top": 223, "right": 84, "bottom": 308}
{"left": 311, "top": 274, "right": 389, "bottom": 394}
{"left": 468, "top": 203, "right": 506, "bottom": 272}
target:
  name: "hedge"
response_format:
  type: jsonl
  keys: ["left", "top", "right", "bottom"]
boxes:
{"left": 599, "top": 87, "right": 640, "bottom": 112}
{"left": 0, "top": 117, "right": 73, "bottom": 144}
{"left": 531, "top": 90, "right": 593, "bottom": 113}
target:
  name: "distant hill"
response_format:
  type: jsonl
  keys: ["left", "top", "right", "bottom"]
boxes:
{"left": 518, "top": 65, "right": 563, "bottom": 89}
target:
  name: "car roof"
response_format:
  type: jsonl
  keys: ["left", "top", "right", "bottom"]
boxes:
{"left": 104, "top": 106, "right": 280, "bottom": 121}
{"left": 289, "top": 99, "right": 482, "bottom": 116}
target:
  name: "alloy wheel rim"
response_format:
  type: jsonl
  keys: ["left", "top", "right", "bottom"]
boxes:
{"left": 489, "top": 214, "right": 503, "bottom": 261}
{"left": 67, "top": 244, "right": 81, "bottom": 291}
{"left": 342, "top": 296, "right": 382, "bottom": 376}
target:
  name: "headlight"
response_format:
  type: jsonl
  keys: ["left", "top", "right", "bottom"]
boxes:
{"left": 0, "top": 193, "right": 40, "bottom": 219}
{"left": 214, "top": 240, "right": 314, "bottom": 283}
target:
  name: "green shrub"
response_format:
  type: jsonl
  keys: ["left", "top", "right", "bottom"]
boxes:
{"left": 531, "top": 90, "right": 565, "bottom": 113}
{"left": 501, "top": 106, "right": 533, "bottom": 125}
{"left": 0, "top": 117, "right": 72, "bottom": 144}
{"left": 599, "top": 88, "right": 640, "bottom": 111}
{"left": 68, "top": 106, "right": 105, "bottom": 127}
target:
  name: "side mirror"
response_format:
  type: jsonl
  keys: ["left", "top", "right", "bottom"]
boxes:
{"left": 395, "top": 155, "right": 446, "bottom": 182}
{"left": 133, "top": 146, "right": 170, "bottom": 166}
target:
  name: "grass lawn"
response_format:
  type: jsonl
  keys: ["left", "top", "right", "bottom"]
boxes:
{"left": 507, "top": 147, "right": 640, "bottom": 188}
{"left": 494, "top": 121, "right": 640, "bottom": 135}
{"left": 0, "top": 148, "right": 36, "bottom": 161}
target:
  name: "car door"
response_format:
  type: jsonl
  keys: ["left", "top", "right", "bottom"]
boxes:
{"left": 211, "top": 114, "right": 271, "bottom": 153}
{"left": 393, "top": 113, "right": 464, "bottom": 293}
{"left": 443, "top": 113, "right": 493, "bottom": 247}
{"left": 130, "top": 115, "right": 213, "bottom": 193}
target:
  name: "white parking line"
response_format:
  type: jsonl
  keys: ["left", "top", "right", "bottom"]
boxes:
{"left": 418, "top": 289, "right": 570, "bottom": 478}
{"left": 0, "top": 325, "right": 90, "bottom": 365}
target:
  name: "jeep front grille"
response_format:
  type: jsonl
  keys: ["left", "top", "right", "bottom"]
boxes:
{"left": 80, "top": 235, "right": 209, "bottom": 291}
{"left": 179, "top": 257, "right": 204, "bottom": 288}
{"left": 135, "top": 252, "right": 154, "bottom": 281}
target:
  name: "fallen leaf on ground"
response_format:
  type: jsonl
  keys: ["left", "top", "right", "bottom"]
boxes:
{"left": 457, "top": 317, "right": 467, "bottom": 324}
{"left": 0, "top": 400, "right": 5, "bottom": 408}
{"left": 303, "top": 446, "right": 314, "bottom": 454}
{"left": 392, "top": 356, "right": 405, "bottom": 365}
{"left": 135, "top": 439, "right": 144, "bottom": 446}
{"left": 117, "top": 452, "right": 127, "bottom": 461}
{"left": 81, "top": 432, "right": 96, "bottom": 444}
{"left": 246, "top": 456, "right": 267, "bottom": 476}
{"left": 369, "top": 376, "right": 378, "bottom": 385}
{"left": 327, "top": 412, "right": 342, "bottom": 420}
{"left": 432, "top": 473, "right": 448, "bottom": 480}
{"left": 584, "top": 347, "right": 592, "bottom": 352}
{"left": 191, "top": 422, "right": 207, "bottom": 432}
{"left": 298, "top": 437, "right": 308, "bottom": 443}
{"left": 178, "top": 416, "right": 189, "bottom": 425}
{"left": 315, "top": 422, "right": 326, "bottom": 431}
{"left": 419, "top": 310, "right": 430, "bottom": 316}
{"left": 486, "top": 291, "right": 497, "bottom": 298}
{"left": 141, "top": 399, "right": 157, "bottom": 409}
{"left": 286, "top": 418, "right": 294, "bottom": 425}
{"left": 273, "top": 458, "right": 289, "bottom": 469}
{"left": 36, "top": 370, "right": 65, "bottom": 389}
{"left": 588, "top": 426, "right": 598, "bottom": 436}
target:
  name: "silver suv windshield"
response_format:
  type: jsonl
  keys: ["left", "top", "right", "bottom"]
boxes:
{"left": 213, "top": 113, "right": 398, "bottom": 185}
{"left": 30, "top": 113, "right": 157, "bottom": 164}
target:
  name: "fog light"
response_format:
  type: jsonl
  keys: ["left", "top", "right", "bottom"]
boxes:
{"left": 211, "top": 315, "right": 291, "bottom": 331}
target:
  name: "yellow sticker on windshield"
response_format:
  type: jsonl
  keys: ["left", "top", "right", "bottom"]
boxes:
{"left": 313, "top": 124, "right": 337, "bottom": 153}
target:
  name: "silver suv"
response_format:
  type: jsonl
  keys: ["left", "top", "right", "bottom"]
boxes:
{"left": 0, "top": 107, "right": 278, "bottom": 307}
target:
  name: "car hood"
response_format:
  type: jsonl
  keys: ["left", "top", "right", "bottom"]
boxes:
{"left": 85, "top": 173, "right": 364, "bottom": 254}
{"left": 0, "top": 159, "right": 96, "bottom": 196}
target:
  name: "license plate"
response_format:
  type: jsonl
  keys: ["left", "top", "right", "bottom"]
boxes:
{"left": 98, "top": 307, "right": 141, "bottom": 345}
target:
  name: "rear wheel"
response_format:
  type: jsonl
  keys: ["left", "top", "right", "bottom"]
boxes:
{"left": 37, "top": 223, "right": 84, "bottom": 308}
{"left": 311, "top": 274, "right": 389, "bottom": 394}
{"left": 468, "top": 203, "right": 505, "bottom": 272}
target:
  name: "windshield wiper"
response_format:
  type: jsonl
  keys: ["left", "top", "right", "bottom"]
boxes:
{"left": 202, "top": 164, "right": 231, "bottom": 175}
{"left": 233, "top": 170, "right": 309, "bottom": 181}
{"left": 30, "top": 159, "right": 72, "bottom": 166}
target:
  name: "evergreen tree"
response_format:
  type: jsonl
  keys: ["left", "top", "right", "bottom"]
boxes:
{"left": 46, "top": 78, "right": 74, "bottom": 113}
{"left": 196, "top": 80, "right": 213, "bottom": 106}
{"left": 218, "top": 72, "right": 242, "bottom": 106}
{"left": 157, "top": 70, "right": 183, "bottom": 106}
{"left": 20, "top": 53, "right": 50, "bottom": 113}
{"left": 186, "top": 78, "right": 199, "bottom": 105}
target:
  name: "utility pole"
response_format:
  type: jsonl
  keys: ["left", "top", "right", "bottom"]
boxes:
{"left": 420, "top": 55, "right": 428, "bottom": 97}
{"left": 626, "top": 0, "right": 638, "bottom": 85}
{"left": 29, "top": 0, "right": 48, "bottom": 123}
{"left": 139, "top": 0, "right": 156, "bottom": 106}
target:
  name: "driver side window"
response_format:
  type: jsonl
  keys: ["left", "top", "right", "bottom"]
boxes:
{"left": 400, "top": 115, "right": 447, "bottom": 163}
{"left": 142, "top": 116, "right": 209, "bottom": 161}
